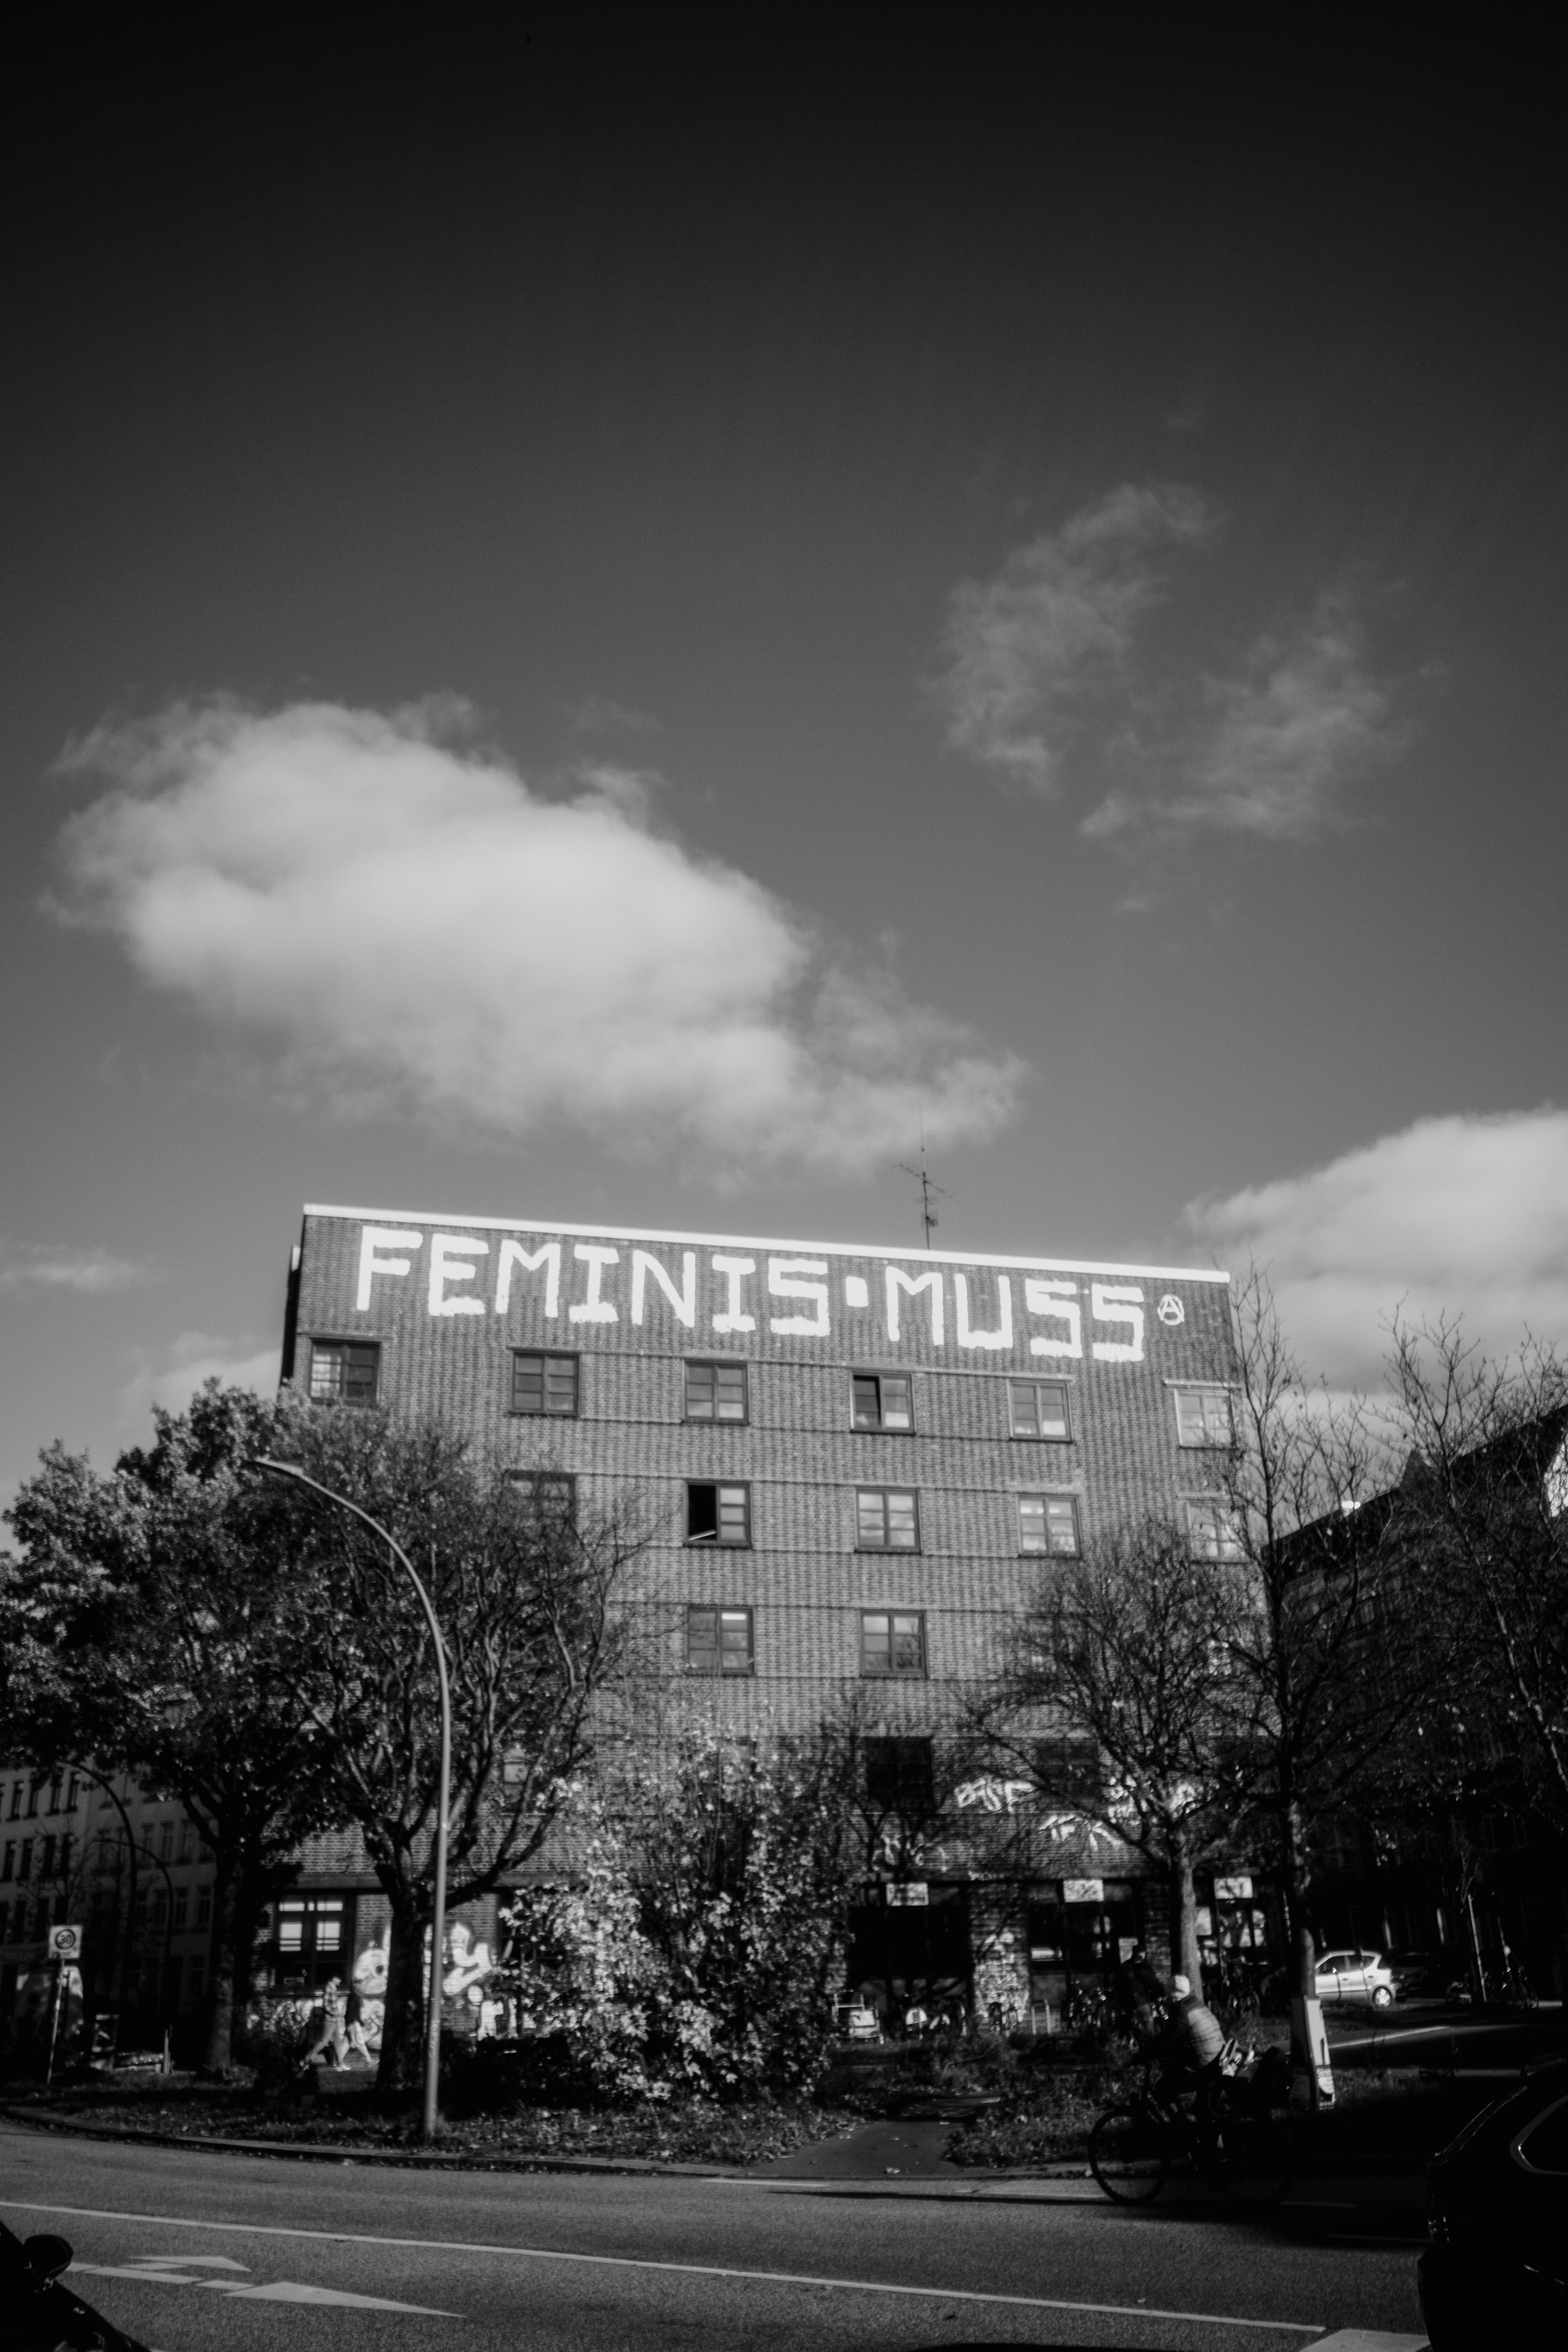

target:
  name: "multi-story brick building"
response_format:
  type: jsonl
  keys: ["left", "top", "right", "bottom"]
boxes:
{"left": 274, "top": 1204, "right": 1245, "bottom": 2027}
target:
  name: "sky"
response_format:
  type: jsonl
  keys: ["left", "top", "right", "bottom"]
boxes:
{"left": 3, "top": 30, "right": 1565, "bottom": 1508}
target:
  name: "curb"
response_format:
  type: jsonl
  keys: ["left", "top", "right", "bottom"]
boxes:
{"left": 0, "top": 2102, "right": 1083, "bottom": 2185}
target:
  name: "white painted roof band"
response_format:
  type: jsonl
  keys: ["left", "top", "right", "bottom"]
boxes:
{"left": 301, "top": 1205, "right": 1230, "bottom": 1286}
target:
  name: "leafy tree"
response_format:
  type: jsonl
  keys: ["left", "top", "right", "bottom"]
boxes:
{"left": 0, "top": 1384, "right": 341, "bottom": 2070}
{"left": 280, "top": 1410, "right": 645, "bottom": 2095}
{"left": 988, "top": 1518, "right": 1247, "bottom": 1997}
{"left": 501, "top": 1719, "right": 864, "bottom": 2099}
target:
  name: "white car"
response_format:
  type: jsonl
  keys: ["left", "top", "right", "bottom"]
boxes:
{"left": 1315, "top": 1948, "right": 1396, "bottom": 2008}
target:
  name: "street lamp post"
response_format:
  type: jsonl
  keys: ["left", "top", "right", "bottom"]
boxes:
{"left": 254, "top": 1457, "right": 452, "bottom": 2142}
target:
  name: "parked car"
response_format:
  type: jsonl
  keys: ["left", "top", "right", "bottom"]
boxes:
{"left": 1386, "top": 1949, "right": 1457, "bottom": 2001}
{"left": 1418, "top": 2058, "right": 1568, "bottom": 2346}
{"left": 2, "top": 2220, "right": 152, "bottom": 2351}
{"left": 1313, "top": 1948, "right": 1396, "bottom": 2007}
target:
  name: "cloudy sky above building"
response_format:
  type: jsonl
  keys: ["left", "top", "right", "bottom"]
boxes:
{"left": 2, "top": 30, "right": 1564, "bottom": 1504}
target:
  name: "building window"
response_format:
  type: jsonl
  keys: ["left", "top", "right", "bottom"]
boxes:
{"left": 172, "top": 1888, "right": 188, "bottom": 1930}
{"left": 1018, "top": 1493, "right": 1081, "bottom": 1557}
{"left": 17, "top": 1841, "right": 31, "bottom": 1882}
{"left": 1174, "top": 1388, "right": 1233, "bottom": 1446}
{"left": 856, "top": 1488, "right": 920, "bottom": 1550}
{"left": 7, "top": 1783, "right": 21, "bottom": 1819}
{"left": 1186, "top": 1498, "right": 1245, "bottom": 1559}
{"left": 40, "top": 1836, "right": 56, "bottom": 1880}
{"left": 686, "top": 1361, "right": 748, "bottom": 1423}
{"left": 271, "top": 1895, "right": 349, "bottom": 1990}
{"left": 1035, "top": 1735, "right": 1102, "bottom": 1807}
{"left": 509, "top": 1471, "right": 578, "bottom": 1532}
{"left": 852, "top": 1373, "right": 913, "bottom": 1432}
{"left": 308, "top": 1340, "right": 381, "bottom": 1406}
{"left": 25, "top": 1782, "right": 39, "bottom": 1817}
{"left": 510, "top": 1351, "right": 579, "bottom": 1416}
{"left": 1009, "top": 1379, "right": 1071, "bottom": 1440}
{"left": 46, "top": 1773, "right": 63, "bottom": 1814}
{"left": 861, "top": 1611, "right": 926, "bottom": 1677}
{"left": 187, "top": 1955, "right": 206, "bottom": 2002}
{"left": 864, "top": 1735, "right": 935, "bottom": 1815}
{"left": 685, "top": 1605, "right": 754, "bottom": 1674}
{"left": 686, "top": 1482, "right": 751, "bottom": 1545}
{"left": 196, "top": 1884, "right": 213, "bottom": 1930}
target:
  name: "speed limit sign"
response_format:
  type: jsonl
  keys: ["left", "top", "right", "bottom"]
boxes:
{"left": 47, "top": 1923, "right": 84, "bottom": 1961}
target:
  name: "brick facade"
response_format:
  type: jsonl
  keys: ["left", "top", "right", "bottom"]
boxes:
{"left": 282, "top": 1206, "right": 1239, "bottom": 2024}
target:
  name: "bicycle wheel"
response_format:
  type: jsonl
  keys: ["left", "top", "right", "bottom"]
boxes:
{"left": 1217, "top": 2113, "right": 1293, "bottom": 2209}
{"left": 1089, "top": 2103, "right": 1170, "bottom": 2204}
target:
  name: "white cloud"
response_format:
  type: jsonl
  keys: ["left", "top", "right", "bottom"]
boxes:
{"left": 0, "top": 1240, "right": 153, "bottom": 1295}
{"left": 1186, "top": 1109, "right": 1568, "bottom": 1390}
{"left": 931, "top": 484, "right": 1211, "bottom": 795}
{"left": 56, "top": 699, "right": 1024, "bottom": 1173}
{"left": 121, "top": 1331, "right": 281, "bottom": 1425}
{"left": 1084, "top": 596, "right": 1401, "bottom": 848}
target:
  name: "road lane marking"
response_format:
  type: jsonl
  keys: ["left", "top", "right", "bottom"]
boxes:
{"left": 1, "top": 2197, "right": 1324, "bottom": 2333}
{"left": 65, "top": 2249, "right": 457, "bottom": 2315}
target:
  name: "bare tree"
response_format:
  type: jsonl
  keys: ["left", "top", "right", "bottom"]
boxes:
{"left": 1214, "top": 1267, "right": 1407, "bottom": 2007}
{"left": 1388, "top": 1319, "right": 1568, "bottom": 1835}
{"left": 987, "top": 1518, "right": 1247, "bottom": 1996}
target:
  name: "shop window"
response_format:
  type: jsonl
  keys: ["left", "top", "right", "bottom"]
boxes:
{"left": 1009, "top": 1380, "right": 1071, "bottom": 1440}
{"left": 1174, "top": 1388, "right": 1233, "bottom": 1446}
{"left": 510, "top": 1351, "right": 579, "bottom": 1416}
{"left": 1018, "top": 1494, "right": 1081, "bottom": 1556}
{"left": 686, "top": 1361, "right": 748, "bottom": 1422}
{"left": 686, "top": 1483, "right": 751, "bottom": 1545}
{"left": 852, "top": 1373, "right": 913, "bottom": 1432}
{"left": 861, "top": 1612, "right": 926, "bottom": 1677}
{"left": 864, "top": 1736, "right": 935, "bottom": 1816}
{"left": 685, "top": 1605, "right": 754, "bottom": 1674}
{"left": 856, "top": 1489, "right": 919, "bottom": 1550}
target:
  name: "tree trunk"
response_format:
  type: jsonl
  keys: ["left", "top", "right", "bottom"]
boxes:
{"left": 1278, "top": 1797, "right": 1316, "bottom": 1997}
{"left": 376, "top": 1891, "right": 429, "bottom": 2099}
{"left": 201, "top": 1858, "right": 240, "bottom": 2072}
{"left": 1171, "top": 1834, "right": 1205, "bottom": 1997}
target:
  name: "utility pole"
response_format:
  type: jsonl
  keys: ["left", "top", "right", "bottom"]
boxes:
{"left": 897, "top": 1138, "right": 952, "bottom": 1253}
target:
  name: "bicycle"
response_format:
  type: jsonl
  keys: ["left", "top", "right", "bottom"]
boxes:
{"left": 1088, "top": 2052, "right": 1293, "bottom": 2210}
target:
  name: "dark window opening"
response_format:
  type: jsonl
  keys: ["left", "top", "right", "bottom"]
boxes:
{"left": 865, "top": 1735, "right": 936, "bottom": 1816}
{"left": 308, "top": 1340, "right": 381, "bottom": 1407}
{"left": 1034, "top": 1736, "right": 1103, "bottom": 1807}
{"left": 686, "top": 1482, "right": 751, "bottom": 1545}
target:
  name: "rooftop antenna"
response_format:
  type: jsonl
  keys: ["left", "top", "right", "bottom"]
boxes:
{"left": 897, "top": 1125, "right": 953, "bottom": 1254}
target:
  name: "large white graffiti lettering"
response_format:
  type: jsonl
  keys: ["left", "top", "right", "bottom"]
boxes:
{"left": 349, "top": 1223, "right": 1177, "bottom": 1362}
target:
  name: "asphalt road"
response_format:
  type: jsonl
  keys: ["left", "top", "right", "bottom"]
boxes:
{"left": 1, "top": 2120, "right": 1430, "bottom": 2352}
